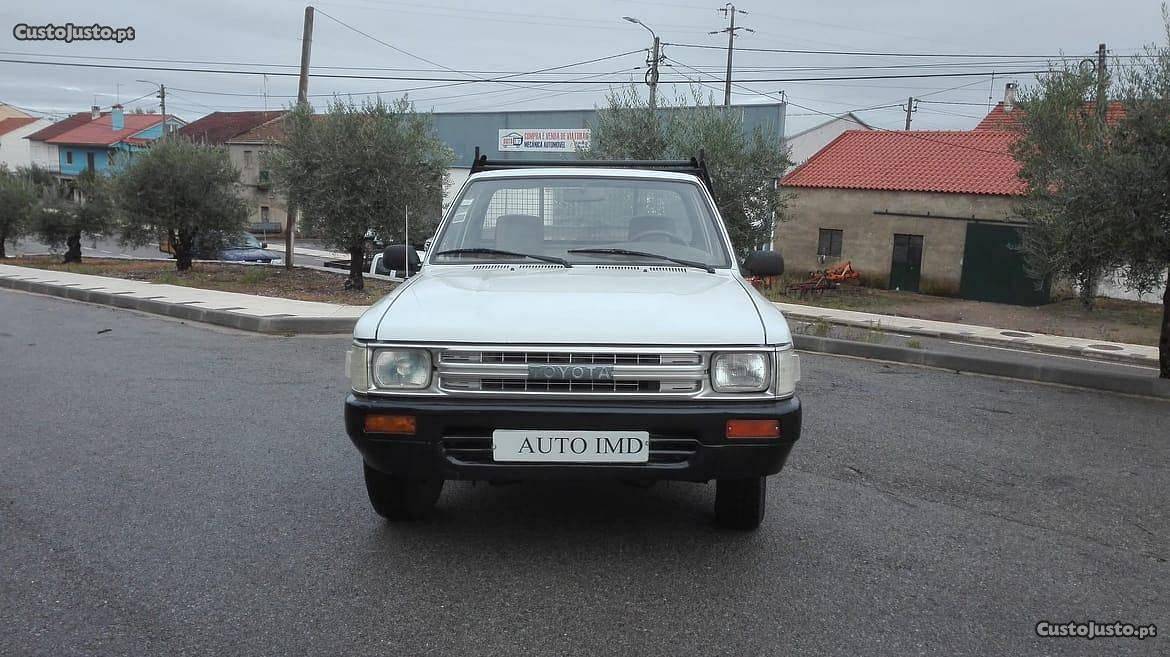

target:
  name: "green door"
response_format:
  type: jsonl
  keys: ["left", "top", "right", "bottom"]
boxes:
{"left": 889, "top": 234, "right": 923, "bottom": 292}
{"left": 959, "top": 223, "right": 1050, "bottom": 305}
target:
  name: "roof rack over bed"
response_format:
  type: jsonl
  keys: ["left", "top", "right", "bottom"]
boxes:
{"left": 468, "top": 147, "right": 715, "bottom": 195}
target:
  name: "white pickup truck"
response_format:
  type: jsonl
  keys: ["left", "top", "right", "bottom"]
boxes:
{"left": 345, "top": 156, "right": 802, "bottom": 529}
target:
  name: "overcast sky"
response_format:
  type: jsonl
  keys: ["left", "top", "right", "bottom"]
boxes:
{"left": 1, "top": 0, "right": 1164, "bottom": 134}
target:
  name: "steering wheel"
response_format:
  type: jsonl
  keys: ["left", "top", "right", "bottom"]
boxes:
{"left": 632, "top": 230, "right": 687, "bottom": 246}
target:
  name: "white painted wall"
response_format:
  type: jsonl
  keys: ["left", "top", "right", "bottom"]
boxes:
{"left": 27, "top": 138, "right": 59, "bottom": 172}
{"left": 1093, "top": 269, "right": 1167, "bottom": 303}
{"left": 785, "top": 115, "right": 871, "bottom": 165}
{"left": 0, "top": 119, "right": 52, "bottom": 169}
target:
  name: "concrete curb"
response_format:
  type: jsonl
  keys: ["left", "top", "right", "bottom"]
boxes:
{"left": 794, "top": 334, "right": 1170, "bottom": 400}
{"left": 781, "top": 308, "right": 1157, "bottom": 367}
{"left": 0, "top": 275, "right": 355, "bottom": 335}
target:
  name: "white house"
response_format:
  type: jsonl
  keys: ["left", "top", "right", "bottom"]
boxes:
{"left": 0, "top": 116, "right": 53, "bottom": 169}
{"left": 784, "top": 113, "right": 872, "bottom": 165}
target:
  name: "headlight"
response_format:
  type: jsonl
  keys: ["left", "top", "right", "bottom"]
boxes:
{"left": 711, "top": 352, "right": 770, "bottom": 392}
{"left": 371, "top": 348, "right": 432, "bottom": 389}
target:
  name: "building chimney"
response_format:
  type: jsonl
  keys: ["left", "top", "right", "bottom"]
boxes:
{"left": 90, "top": 105, "right": 101, "bottom": 120}
{"left": 111, "top": 104, "right": 124, "bottom": 131}
{"left": 1004, "top": 82, "right": 1018, "bottom": 112}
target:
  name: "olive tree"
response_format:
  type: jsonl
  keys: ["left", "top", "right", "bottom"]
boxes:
{"left": 32, "top": 168, "right": 116, "bottom": 263}
{"left": 0, "top": 167, "right": 37, "bottom": 258}
{"left": 115, "top": 140, "right": 248, "bottom": 271}
{"left": 585, "top": 86, "right": 791, "bottom": 257}
{"left": 268, "top": 97, "right": 452, "bottom": 290}
{"left": 1014, "top": 13, "right": 1170, "bottom": 377}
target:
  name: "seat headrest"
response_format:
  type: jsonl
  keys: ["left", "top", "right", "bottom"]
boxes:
{"left": 494, "top": 214, "right": 543, "bottom": 253}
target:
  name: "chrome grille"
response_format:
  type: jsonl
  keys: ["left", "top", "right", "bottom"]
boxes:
{"left": 479, "top": 379, "right": 659, "bottom": 393}
{"left": 437, "top": 348, "right": 705, "bottom": 398}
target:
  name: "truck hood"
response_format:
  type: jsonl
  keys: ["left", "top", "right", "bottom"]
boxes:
{"left": 364, "top": 267, "right": 775, "bottom": 345}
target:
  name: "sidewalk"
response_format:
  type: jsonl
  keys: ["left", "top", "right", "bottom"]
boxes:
{"left": 773, "top": 301, "right": 1159, "bottom": 366}
{"left": 0, "top": 264, "right": 363, "bottom": 333}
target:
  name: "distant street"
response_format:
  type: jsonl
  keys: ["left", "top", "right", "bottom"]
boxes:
{"left": 11, "top": 235, "right": 337, "bottom": 269}
{"left": 1, "top": 290, "right": 1165, "bottom": 656}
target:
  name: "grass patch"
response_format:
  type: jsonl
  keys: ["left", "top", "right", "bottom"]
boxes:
{"left": 762, "top": 278, "right": 1161, "bottom": 346}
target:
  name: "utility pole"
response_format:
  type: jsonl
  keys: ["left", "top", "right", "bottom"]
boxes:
{"left": 158, "top": 84, "right": 166, "bottom": 130}
{"left": 711, "top": 4, "right": 753, "bottom": 107}
{"left": 903, "top": 96, "right": 917, "bottom": 130}
{"left": 622, "top": 17, "right": 661, "bottom": 109}
{"left": 649, "top": 36, "right": 661, "bottom": 108}
{"left": 1095, "top": 42, "right": 1108, "bottom": 125}
{"left": 136, "top": 80, "right": 168, "bottom": 135}
{"left": 286, "top": 5, "right": 314, "bottom": 270}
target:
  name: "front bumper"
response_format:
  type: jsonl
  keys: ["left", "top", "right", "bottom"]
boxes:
{"left": 344, "top": 393, "right": 802, "bottom": 482}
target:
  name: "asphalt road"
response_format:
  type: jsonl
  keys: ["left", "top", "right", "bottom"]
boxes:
{"left": 1, "top": 290, "right": 1166, "bottom": 657}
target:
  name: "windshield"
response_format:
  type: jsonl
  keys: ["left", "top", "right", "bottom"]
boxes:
{"left": 226, "top": 233, "right": 263, "bottom": 249}
{"left": 430, "top": 177, "right": 731, "bottom": 268}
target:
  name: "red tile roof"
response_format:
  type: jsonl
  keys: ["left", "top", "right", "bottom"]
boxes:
{"left": 228, "top": 114, "right": 301, "bottom": 143}
{"left": 0, "top": 116, "right": 39, "bottom": 137}
{"left": 45, "top": 113, "right": 171, "bottom": 146}
{"left": 177, "top": 111, "right": 285, "bottom": 145}
{"left": 25, "top": 111, "right": 100, "bottom": 142}
{"left": 781, "top": 130, "right": 1025, "bottom": 196}
{"left": 974, "top": 101, "right": 1126, "bottom": 130}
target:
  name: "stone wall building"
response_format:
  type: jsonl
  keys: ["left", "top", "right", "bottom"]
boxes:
{"left": 776, "top": 129, "right": 1049, "bottom": 304}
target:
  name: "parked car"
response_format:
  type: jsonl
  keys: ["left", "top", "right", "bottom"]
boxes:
{"left": 344, "top": 156, "right": 801, "bottom": 530}
{"left": 202, "top": 232, "right": 283, "bottom": 263}
{"left": 160, "top": 232, "right": 283, "bottom": 263}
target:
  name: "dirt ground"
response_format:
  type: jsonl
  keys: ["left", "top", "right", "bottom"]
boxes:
{"left": 761, "top": 278, "right": 1162, "bottom": 346}
{"left": 7, "top": 257, "right": 396, "bottom": 305}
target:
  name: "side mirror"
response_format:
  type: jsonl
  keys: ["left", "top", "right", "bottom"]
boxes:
{"left": 743, "top": 250, "right": 784, "bottom": 277}
{"left": 382, "top": 243, "right": 422, "bottom": 275}
{"left": 261, "top": 242, "right": 268, "bottom": 249}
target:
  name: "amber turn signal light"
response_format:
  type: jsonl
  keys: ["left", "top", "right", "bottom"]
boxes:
{"left": 726, "top": 419, "right": 780, "bottom": 439}
{"left": 364, "top": 414, "right": 416, "bottom": 435}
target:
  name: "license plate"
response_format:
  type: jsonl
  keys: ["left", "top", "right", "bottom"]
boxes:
{"left": 492, "top": 430, "right": 650, "bottom": 463}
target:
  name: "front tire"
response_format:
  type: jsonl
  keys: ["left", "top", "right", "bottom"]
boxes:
{"left": 715, "top": 476, "right": 766, "bottom": 530}
{"left": 363, "top": 462, "right": 443, "bottom": 521}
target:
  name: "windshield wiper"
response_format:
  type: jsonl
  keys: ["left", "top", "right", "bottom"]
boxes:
{"left": 567, "top": 248, "right": 715, "bottom": 273}
{"left": 434, "top": 248, "right": 571, "bottom": 268}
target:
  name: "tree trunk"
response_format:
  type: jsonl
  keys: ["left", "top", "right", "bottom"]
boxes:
{"left": 1160, "top": 268, "right": 1170, "bottom": 379}
{"left": 348, "top": 245, "right": 365, "bottom": 291}
{"left": 63, "top": 232, "right": 82, "bottom": 263}
{"left": 175, "top": 248, "right": 193, "bottom": 272}
{"left": 1078, "top": 271, "right": 1096, "bottom": 310}
{"left": 0, "top": 230, "right": 7, "bottom": 259}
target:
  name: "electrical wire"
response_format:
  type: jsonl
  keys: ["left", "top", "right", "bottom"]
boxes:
{"left": 0, "top": 57, "right": 1054, "bottom": 85}
{"left": 663, "top": 42, "right": 1138, "bottom": 59}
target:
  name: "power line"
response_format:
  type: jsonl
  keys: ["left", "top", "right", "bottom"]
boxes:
{"left": 667, "top": 54, "right": 1011, "bottom": 155}
{"left": 0, "top": 50, "right": 646, "bottom": 76}
{"left": 0, "top": 57, "right": 1053, "bottom": 84}
{"left": 663, "top": 41, "right": 1135, "bottom": 59}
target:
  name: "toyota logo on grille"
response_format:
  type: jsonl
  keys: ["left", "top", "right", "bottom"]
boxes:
{"left": 527, "top": 365, "right": 614, "bottom": 381}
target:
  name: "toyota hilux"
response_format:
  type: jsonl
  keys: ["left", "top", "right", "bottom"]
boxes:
{"left": 344, "top": 155, "right": 802, "bottom": 529}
